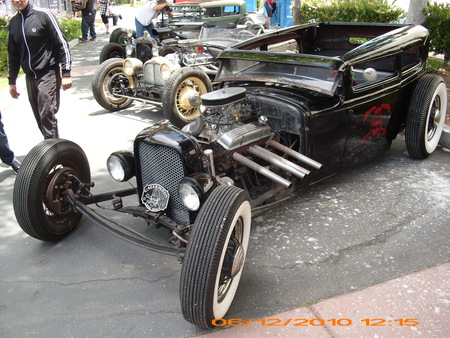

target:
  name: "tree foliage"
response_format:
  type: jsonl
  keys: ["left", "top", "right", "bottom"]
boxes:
{"left": 300, "top": 0, "right": 404, "bottom": 23}
{"left": 423, "top": 1, "right": 450, "bottom": 64}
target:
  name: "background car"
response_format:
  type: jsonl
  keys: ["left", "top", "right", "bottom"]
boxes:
{"left": 13, "top": 22, "right": 446, "bottom": 329}
{"left": 94, "top": 24, "right": 263, "bottom": 127}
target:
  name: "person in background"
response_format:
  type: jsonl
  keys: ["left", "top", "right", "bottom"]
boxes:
{"left": 79, "top": 0, "right": 97, "bottom": 42}
{"left": 264, "top": 0, "right": 274, "bottom": 30}
{"left": 109, "top": 2, "right": 122, "bottom": 26}
{"left": 8, "top": 0, "right": 72, "bottom": 140}
{"left": 0, "top": 111, "right": 21, "bottom": 173}
{"left": 99, "top": 0, "right": 110, "bottom": 34}
{"left": 135, "top": 0, "right": 173, "bottom": 39}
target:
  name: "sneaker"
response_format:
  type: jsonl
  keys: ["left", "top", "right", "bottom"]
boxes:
{"left": 11, "top": 159, "right": 21, "bottom": 174}
{"left": 90, "top": 38, "right": 96, "bottom": 41}
{"left": 106, "top": 31, "right": 110, "bottom": 35}
{"left": 78, "top": 37, "right": 88, "bottom": 42}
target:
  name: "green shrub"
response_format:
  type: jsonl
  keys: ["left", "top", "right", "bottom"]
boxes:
{"left": 423, "top": 1, "right": 450, "bottom": 65}
{"left": 0, "top": 17, "right": 8, "bottom": 73}
{"left": 60, "top": 18, "right": 82, "bottom": 41}
{"left": 300, "top": 0, "right": 404, "bottom": 23}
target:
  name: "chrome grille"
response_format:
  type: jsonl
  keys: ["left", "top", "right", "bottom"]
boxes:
{"left": 138, "top": 142, "right": 190, "bottom": 225}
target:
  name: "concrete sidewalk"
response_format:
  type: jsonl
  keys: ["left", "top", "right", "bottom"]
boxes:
{"left": 204, "top": 263, "right": 449, "bottom": 337}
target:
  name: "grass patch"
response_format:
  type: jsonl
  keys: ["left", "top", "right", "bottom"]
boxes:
{"left": 426, "top": 56, "right": 444, "bottom": 72}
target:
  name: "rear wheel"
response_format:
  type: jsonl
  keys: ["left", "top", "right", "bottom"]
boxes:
{"left": 99, "top": 43, "right": 126, "bottom": 64}
{"left": 13, "top": 139, "right": 91, "bottom": 241}
{"left": 159, "top": 46, "right": 177, "bottom": 57}
{"left": 109, "top": 28, "right": 128, "bottom": 47}
{"left": 405, "top": 74, "right": 447, "bottom": 159}
{"left": 162, "top": 67, "right": 212, "bottom": 128}
{"left": 92, "top": 58, "right": 133, "bottom": 111}
{"left": 180, "top": 186, "right": 251, "bottom": 328}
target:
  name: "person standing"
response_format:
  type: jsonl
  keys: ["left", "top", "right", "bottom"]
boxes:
{"left": 264, "top": 0, "right": 274, "bottom": 30}
{"left": 0, "top": 111, "right": 21, "bottom": 173}
{"left": 8, "top": 0, "right": 72, "bottom": 140}
{"left": 99, "top": 0, "right": 110, "bottom": 34}
{"left": 135, "top": 0, "right": 173, "bottom": 39}
{"left": 79, "top": 0, "right": 97, "bottom": 42}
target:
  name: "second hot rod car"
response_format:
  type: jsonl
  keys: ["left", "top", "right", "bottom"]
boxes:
{"left": 13, "top": 22, "right": 447, "bottom": 328}
{"left": 93, "top": 24, "right": 262, "bottom": 127}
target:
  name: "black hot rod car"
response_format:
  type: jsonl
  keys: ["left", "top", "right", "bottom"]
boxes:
{"left": 13, "top": 22, "right": 447, "bottom": 328}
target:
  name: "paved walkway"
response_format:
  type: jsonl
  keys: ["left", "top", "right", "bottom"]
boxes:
{"left": 203, "top": 263, "right": 449, "bottom": 337}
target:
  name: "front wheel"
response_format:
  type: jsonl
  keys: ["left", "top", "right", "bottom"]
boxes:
{"left": 99, "top": 43, "right": 126, "bottom": 64}
{"left": 162, "top": 67, "right": 212, "bottom": 128}
{"left": 180, "top": 186, "right": 251, "bottom": 328}
{"left": 13, "top": 139, "right": 91, "bottom": 241}
{"left": 405, "top": 74, "right": 447, "bottom": 159}
{"left": 92, "top": 58, "right": 133, "bottom": 111}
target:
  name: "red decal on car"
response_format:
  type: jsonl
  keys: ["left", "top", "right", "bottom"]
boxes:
{"left": 361, "top": 104, "right": 390, "bottom": 144}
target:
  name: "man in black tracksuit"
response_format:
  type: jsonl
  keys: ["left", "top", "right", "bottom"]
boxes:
{"left": 8, "top": 0, "right": 72, "bottom": 139}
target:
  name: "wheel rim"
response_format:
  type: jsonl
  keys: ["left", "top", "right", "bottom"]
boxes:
{"left": 102, "top": 66, "right": 130, "bottom": 105}
{"left": 174, "top": 77, "right": 208, "bottom": 121}
{"left": 45, "top": 166, "right": 78, "bottom": 217}
{"left": 213, "top": 201, "right": 251, "bottom": 318}
{"left": 117, "top": 34, "right": 129, "bottom": 47}
{"left": 425, "top": 83, "right": 446, "bottom": 153}
{"left": 41, "top": 164, "right": 84, "bottom": 234}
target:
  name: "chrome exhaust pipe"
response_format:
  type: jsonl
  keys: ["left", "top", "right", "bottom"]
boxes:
{"left": 267, "top": 140, "right": 322, "bottom": 170}
{"left": 233, "top": 153, "right": 292, "bottom": 188}
{"left": 248, "top": 145, "right": 310, "bottom": 178}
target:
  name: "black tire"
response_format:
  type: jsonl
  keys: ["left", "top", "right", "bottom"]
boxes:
{"left": 159, "top": 46, "right": 177, "bottom": 57}
{"left": 99, "top": 43, "right": 126, "bottom": 64}
{"left": 13, "top": 139, "right": 91, "bottom": 241}
{"left": 405, "top": 74, "right": 447, "bottom": 159}
{"left": 109, "top": 28, "right": 128, "bottom": 46}
{"left": 237, "top": 17, "right": 254, "bottom": 27}
{"left": 92, "top": 58, "right": 133, "bottom": 111}
{"left": 249, "top": 23, "right": 264, "bottom": 32}
{"left": 162, "top": 67, "right": 213, "bottom": 128}
{"left": 180, "top": 186, "right": 251, "bottom": 328}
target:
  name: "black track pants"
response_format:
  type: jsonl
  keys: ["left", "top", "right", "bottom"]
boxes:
{"left": 26, "top": 69, "right": 61, "bottom": 139}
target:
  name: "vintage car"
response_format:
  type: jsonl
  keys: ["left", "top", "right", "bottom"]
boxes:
{"left": 105, "top": 0, "right": 255, "bottom": 58}
{"left": 13, "top": 22, "right": 447, "bottom": 328}
{"left": 93, "top": 24, "right": 262, "bottom": 127}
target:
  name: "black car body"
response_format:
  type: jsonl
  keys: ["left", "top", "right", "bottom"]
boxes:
{"left": 13, "top": 22, "right": 447, "bottom": 329}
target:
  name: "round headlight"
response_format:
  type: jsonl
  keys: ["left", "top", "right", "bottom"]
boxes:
{"left": 178, "top": 174, "right": 216, "bottom": 211}
{"left": 107, "top": 151, "right": 135, "bottom": 182}
{"left": 123, "top": 58, "right": 143, "bottom": 76}
{"left": 179, "top": 180, "right": 201, "bottom": 211}
{"left": 126, "top": 44, "right": 134, "bottom": 57}
{"left": 160, "top": 63, "right": 172, "bottom": 81}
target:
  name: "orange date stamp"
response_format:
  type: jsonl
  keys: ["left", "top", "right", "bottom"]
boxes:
{"left": 212, "top": 318, "right": 419, "bottom": 327}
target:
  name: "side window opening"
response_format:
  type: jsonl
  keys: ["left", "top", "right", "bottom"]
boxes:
{"left": 352, "top": 55, "right": 397, "bottom": 88}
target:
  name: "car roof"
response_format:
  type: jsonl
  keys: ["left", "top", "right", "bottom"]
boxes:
{"left": 221, "top": 22, "right": 429, "bottom": 70}
{"left": 173, "top": 0, "right": 246, "bottom": 7}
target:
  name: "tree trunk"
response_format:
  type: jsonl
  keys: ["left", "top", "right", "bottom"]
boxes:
{"left": 293, "top": 0, "right": 301, "bottom": 25}
{"left": 405, "top": 0, "right": 427, "bottom": 24}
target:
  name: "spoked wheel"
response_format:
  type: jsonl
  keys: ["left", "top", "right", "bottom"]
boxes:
{"left": 405, "top": 74, "right": 447, "bottom": 159}
{"left": 162, "top": 67, "right": 212, "bottom": 128}
{"left": 13, "top": 139, "right": 91, "bottom": 241}
{"left": 92, "top": 58, "right": 133, "bottom": 111}
{"left": 99, "top": 43, "right": 126, "bottom": 64}
{"left": 180, "top": 186, "right": 251, "bottom": 328}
